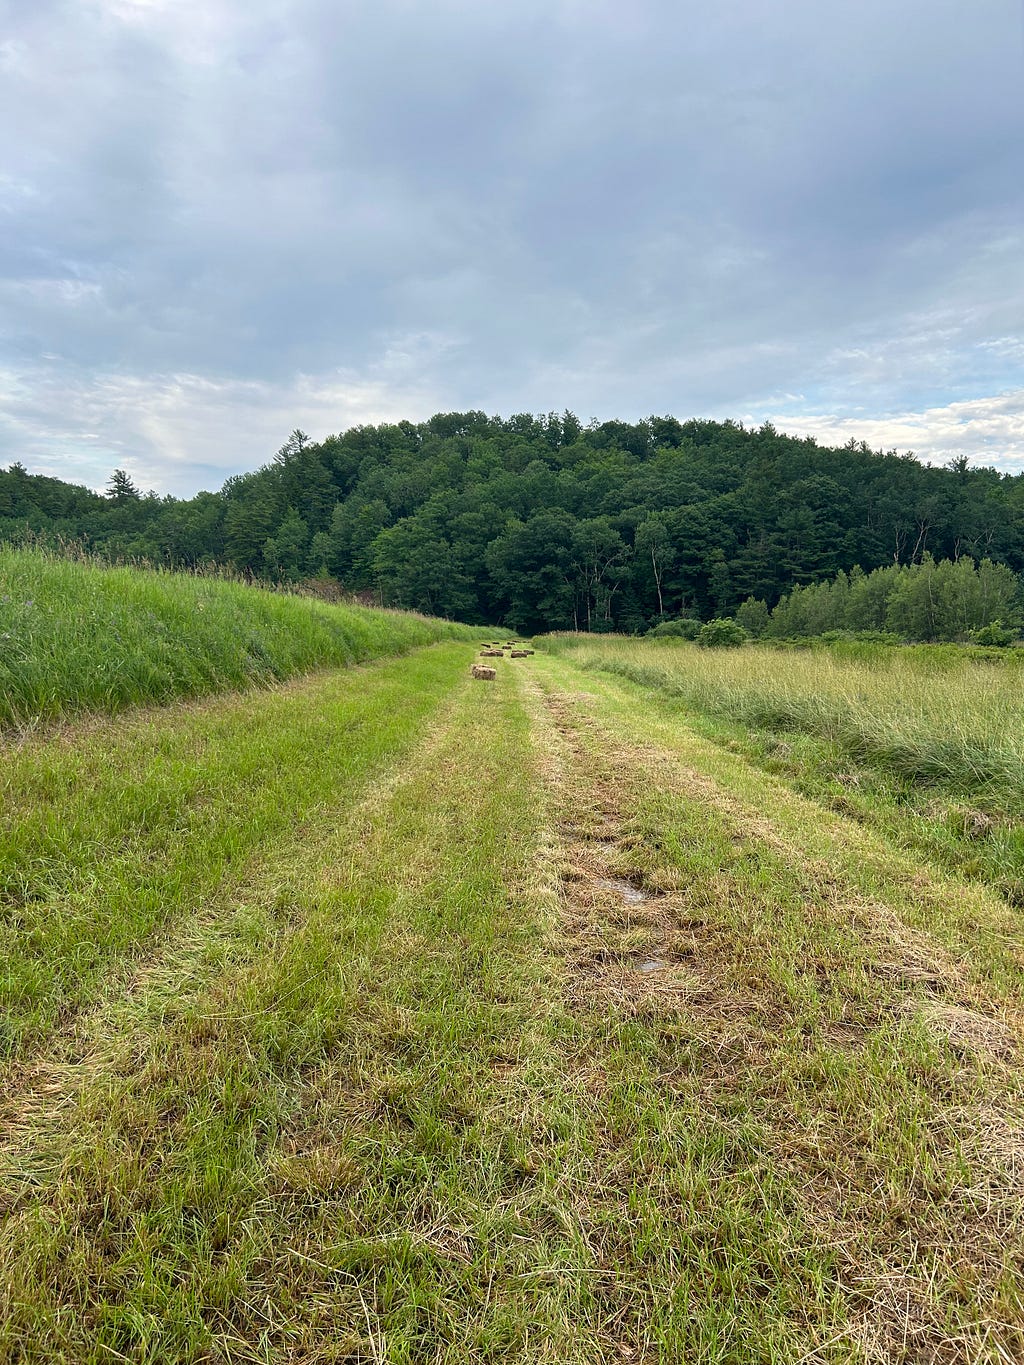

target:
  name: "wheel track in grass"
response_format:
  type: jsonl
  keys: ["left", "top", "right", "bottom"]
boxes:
{"left": 518, "top": 670, "right": 853, "bottom": 1359}
{"left": 524, "top": 677, "right": 704, "bottom": 1016}
{"left": 524, "top": 659, "right": 1024, "bottom": 1364}
{"left": 533, "top": 663, "right": 1024, "bottom": 1027}
{"left": 4, "top": 647, "right": 1024, "bottom": 1361}
{"left": 1, "top": 654, "right": 564, "bottom": 1363}
{"left": 0, "top": 653, "right": 470, "bottom": 1207}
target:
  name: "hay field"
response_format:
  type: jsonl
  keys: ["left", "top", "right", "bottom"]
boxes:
{"left": 2, "top": 606, "right": 1023, "bottom": 1361}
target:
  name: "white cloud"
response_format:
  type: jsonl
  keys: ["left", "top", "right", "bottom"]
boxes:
{"left": 0, "top": 1, "right": 1022, "bottom": 493}
{"left": 0, "top": 342, "right": 453, "bottom": 495}
{"left": 763, "top": 391, "right": 1024, "bottom": 472}
{"left": 978, "top": 336, "right": 1024, "bottom": 362}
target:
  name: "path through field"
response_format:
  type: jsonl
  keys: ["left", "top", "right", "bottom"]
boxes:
{"left": 2, "top": 643, "right": 1023, "bottom": 1363}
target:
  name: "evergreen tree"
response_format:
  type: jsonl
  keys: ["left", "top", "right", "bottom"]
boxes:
{"left": 106, "top": 469, "right": 140, "bottom": 504}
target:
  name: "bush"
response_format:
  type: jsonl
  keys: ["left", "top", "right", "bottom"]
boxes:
{"left": 971, "top": 620, "right": 1018, "bottom": 647}
{"left": 647, "top": 617, "right": 701, "bottom": 640}
{"left": 697, "top": 618, "right": 748, "bottom": 649}
{"left": 735, "top": 596, "right": 770, "bottom": 638}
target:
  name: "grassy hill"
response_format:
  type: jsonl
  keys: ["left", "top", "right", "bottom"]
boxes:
{"left": 0, "top": 546, "right": 478, "bottom": 729}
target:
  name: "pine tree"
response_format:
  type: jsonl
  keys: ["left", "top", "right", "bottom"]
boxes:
{"left": 106, "top": 469, "right": 140, "bottom": 504}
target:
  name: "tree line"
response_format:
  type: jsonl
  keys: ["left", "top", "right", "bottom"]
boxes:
{"left": 3, "top": 411, "right": 1024, "bottom": 633}
{"left": 730, "top": 556, "right": 1021, "bottom": 643}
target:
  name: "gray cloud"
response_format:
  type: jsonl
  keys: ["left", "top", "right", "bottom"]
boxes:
{"left": 1, "top": 0, "right": 1022, "bottom": 494}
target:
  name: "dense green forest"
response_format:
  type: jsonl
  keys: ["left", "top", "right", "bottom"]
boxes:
{"left": 3, "top": 413, "right": 1024, "bottom": 633}
{"left": 758, "top": 556, "right": 1021, "bottom": 643}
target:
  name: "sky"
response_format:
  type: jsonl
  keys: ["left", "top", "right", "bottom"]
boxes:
{"left": 1, "top": 0, "right": 1022, "bottom": 498}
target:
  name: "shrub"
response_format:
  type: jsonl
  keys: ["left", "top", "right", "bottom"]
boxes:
{"left": 647, "top": 617, "right": 701, "bottom": 640}
{"left": 735, "top": 596, "right": 770, "bottom": 638}
{"left": 971, "top": 620, "right": 1018, "bottom": 647}
{"left": 697, "top": 618, "right": 748, "bottom": 649}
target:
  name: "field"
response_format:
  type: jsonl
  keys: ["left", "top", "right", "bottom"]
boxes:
{"left": 545, "top": 635, "right": 1024, "bottom": 903}
{"left": 2, "top": 585, "right": 1024, "bottom": 1362}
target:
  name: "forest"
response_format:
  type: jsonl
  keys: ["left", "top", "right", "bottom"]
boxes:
{"left": 3, "top": 412, "right": 1023, "bottom": 633}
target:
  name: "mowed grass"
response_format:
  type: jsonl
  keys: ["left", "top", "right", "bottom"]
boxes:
{"left": 525, "top": 655, "right": 1024, "bottom": 1361}
{"left": 544, "top": 633, "right": 1024, "bottom": 902}
{"left": 543, "top": 635, "right": 1024, "bottom": 801}
{"left": 3, "top": 635, "right": 1024, "bottom": 1360}
{"left": 2, "top": 653, "right": 563, "bottom": 1361}
{"left": 0, "top": 645, "right": 470, "bottom": 1060}
{"left": 0, "top": 546, "right": 478, "bottom": 729}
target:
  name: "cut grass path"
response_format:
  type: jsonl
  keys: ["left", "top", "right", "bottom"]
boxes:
{"left": 0, "top": 645, "right": 468, "bottom": 1060}
{"left": 526, "top": 653, "right": 1024, "bottom": 1363}
{"left": 2, "top": 646, "right": 1023, "bottom": 1361}
{"left": 2, "top": 647, "right": 561, "bottom": 1361}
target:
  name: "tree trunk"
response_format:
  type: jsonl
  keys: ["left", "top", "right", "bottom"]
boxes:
{"left": 652, "top": 545, "right": 664, "bottom": 615}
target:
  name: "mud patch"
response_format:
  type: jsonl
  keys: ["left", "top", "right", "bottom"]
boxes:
{"left": 532, "top": 684, "right": 742, "bottom": 1019}
{"left": 594, "top": 875, "right": 651, "bottom": 906}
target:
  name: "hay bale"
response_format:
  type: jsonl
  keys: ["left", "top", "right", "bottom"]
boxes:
{"left": 510, "top": 649, "right": 528, "bottom": 657}
{"left": 471, "top": 664, "right": 497, "bottom": 681}
{"left": 480, "top": 649, "right": 504, "bottom": 657}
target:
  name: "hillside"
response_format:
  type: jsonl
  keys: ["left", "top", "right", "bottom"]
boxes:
{"left": 0, "top": 547, "right": 477, "bottom": 729}
{"left": 3, "top": 413, "right": 1024, "bottom": 632}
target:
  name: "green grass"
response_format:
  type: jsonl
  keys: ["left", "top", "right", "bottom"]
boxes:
{"left": 2, "top": 653, "right": 562, "bottom": 1361}
{"left": 543, "top": 633, "right": 1024, "bottom": 802}
{"left": 0, "top": 546, "right": 479, "bottom": 729}
{"left": 541, "top": 633, "right": 1024, "bottom": 903}
{"left": 3, "top": 623, "right": 1023, "bottom": 1359}
{"left": 524, "top": 655, "right": 1024, "bottom": 1361}
{"left": 0, "top": 646, "right": 469, "bottom": 1058}
{"left": 548, "top": 633, "right": 1024, "bottom": 784}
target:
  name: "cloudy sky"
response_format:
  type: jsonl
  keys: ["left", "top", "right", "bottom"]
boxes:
{"left": 1, "top": 0, "right": 1022, "bottom": 497}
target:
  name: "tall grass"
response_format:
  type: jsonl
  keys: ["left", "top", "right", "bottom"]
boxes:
{"left": 0, "top": 547, "right": 479, "bottom": 729}
{"left": 543, "top": 634, "right": 1024, "bottom": 805}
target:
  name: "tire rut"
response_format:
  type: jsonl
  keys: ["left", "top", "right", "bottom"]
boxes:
{"left": 0, "top": 679, "right": 468, "bottom": 1206}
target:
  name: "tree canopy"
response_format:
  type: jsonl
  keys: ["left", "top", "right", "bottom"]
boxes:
{"left": 3, "top": 412, "right": 1024, "bottom": 632}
